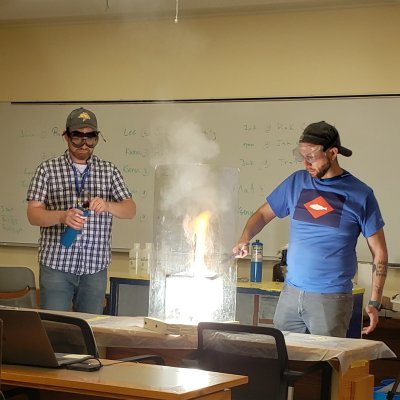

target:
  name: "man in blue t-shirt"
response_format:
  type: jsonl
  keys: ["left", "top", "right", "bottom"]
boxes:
{"left": 233, "top": 121, "right": 388, "bottom": 337}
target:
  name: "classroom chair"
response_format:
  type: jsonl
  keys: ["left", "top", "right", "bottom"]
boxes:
{"left": 0, "top": 266, "right": 37, "bottom": 308}
{"left": 39, "top": 311, "right": 99, "bottom": 357}
{"left": 196, "top": 322, "right": 331, "bottom": 400}
{"left": 387, "top": 370, "right": 400, "bottom": 400}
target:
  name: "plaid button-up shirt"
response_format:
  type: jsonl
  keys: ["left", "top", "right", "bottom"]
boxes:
{"left": 27, "top": 151, "right": 132, "bottom": 275}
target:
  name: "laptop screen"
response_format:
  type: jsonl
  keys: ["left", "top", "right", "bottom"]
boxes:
{"left": 0, "top": 308, "right": 92, "bottom": 368}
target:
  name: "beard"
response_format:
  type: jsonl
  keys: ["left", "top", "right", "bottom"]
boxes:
{"left": 70, "top": 147, "right": 92, "bottom": 163}
{"left": 307, "top": 159, "right": 331, "bottom": 179}
{"left": 314, "top": 160, "right": 331, "bottom": 179}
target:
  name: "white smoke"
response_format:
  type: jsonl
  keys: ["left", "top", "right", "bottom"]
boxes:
{"left": 151, "top": 119, "right": 219, "bottom": 166}
{"left": 150, "top": 117, "right": 236, "bottom": 221}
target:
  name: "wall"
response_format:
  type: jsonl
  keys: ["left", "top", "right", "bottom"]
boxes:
{"left": 1, "top": 6, "right": 400, "bottom": 101}
{"left": 0, "top": 5, "right": 400, "bottom": 292}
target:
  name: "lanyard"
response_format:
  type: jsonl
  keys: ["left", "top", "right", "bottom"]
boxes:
{"left": 72, "top": 165, "right": 90, "bottom": 201}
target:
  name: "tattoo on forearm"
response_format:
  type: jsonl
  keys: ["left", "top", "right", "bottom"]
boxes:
{"left": 373, "top": 285, "right": 383, "bottom": 297}
{"left": 372, "top": 261, "right": 387, "bottom": 298}
{"left": 372, "top": 261, "right": 388, "bottom": 278}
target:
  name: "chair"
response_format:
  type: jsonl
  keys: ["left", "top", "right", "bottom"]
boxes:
{"left": 39, "top": 311, "right": 99, "bottom": 357}
{"left": 196, "top": 322, "right": 331, "bottom": 400}
{"left": 387, "top": 371, "right": 400, "bottom": 400}
{"left": 0, "top": 267, "right": 37, "bottom": 308}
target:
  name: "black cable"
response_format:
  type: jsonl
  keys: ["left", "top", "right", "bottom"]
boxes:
{"left": 82, "top": 356, "right": 102, "bottom": 368}
{"left": 63, "top": 356, "right": 103, "bottom": 371}
{"left": 100, "top": 359, "right": 132, "bottom": 367}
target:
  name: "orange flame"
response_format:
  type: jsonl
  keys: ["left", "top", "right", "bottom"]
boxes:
{"left": 192, "top": 211, "right": 211, "bottom": 275}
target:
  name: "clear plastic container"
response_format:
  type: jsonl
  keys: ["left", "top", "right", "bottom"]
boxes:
{"left": 148, "top": 164, "right": 239, "bottom": 324}
{"left": 128, "top": 243, "right": 141, "bottom": 277}
{"left": 139, "top": 243, "right": 152, "bottom": 279}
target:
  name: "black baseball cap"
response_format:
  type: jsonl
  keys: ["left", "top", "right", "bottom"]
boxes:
{"left": 66, "top": 107, "right": 98, "bottom": 132}
{"left": 299, "top": 121, "right": 352, "bottom": 157}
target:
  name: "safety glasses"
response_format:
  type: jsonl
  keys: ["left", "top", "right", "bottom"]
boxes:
{"left": 292, "top": 145, "right": 327, "bottom": 164}
{"left": 68, "top": 131, "right": 99, "bottom": 148}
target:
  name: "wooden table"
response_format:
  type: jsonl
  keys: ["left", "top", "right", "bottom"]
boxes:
{"left": 1, "top": 359, "right": 248, "bottom": 400}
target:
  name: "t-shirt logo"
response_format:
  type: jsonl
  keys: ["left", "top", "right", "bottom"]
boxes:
{"left": 293, "top": 189, "right": 346, "bottom": 228}
{"left": 304, "top": 196, "right": 333, "bottom": 219}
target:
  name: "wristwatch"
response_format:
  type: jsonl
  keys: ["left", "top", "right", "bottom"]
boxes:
{"left": 368, "top": 300, "right": 382, "bottom": 311}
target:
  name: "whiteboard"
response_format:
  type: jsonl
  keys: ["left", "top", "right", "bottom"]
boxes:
{"left": 0, "top": 97, "right": 398, "bottom": 262}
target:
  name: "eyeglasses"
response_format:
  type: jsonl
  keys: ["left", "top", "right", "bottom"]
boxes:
{"left": 68, "top": 131, "right": 99, "bottom": 148}
{"left": 292, "top": 146, "right": 327, "bottom": 164}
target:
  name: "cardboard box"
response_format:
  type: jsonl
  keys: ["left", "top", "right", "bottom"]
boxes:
{"left": 143, "top": 317, "right": 197, "bottom": 335}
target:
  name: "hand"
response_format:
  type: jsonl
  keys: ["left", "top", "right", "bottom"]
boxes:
{"left": 64, "top": 208, "right": 87, "bottom": 230}
{"left": 233, "top": 242, "right": 250, "bottom": 258}
{"left": 89, "top": 196, "right": 109, "bottom": 214}
{"left": 362, "top": 305, "right": 379, "bottom": 335}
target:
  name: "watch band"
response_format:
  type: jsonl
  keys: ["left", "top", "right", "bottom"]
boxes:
{"left": 368, "top": 300, "right": 382, "bottom": 311}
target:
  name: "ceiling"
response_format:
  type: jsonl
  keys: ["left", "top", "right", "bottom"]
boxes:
{"left": 0, "top": 0, "right": 399, "bottom": 23}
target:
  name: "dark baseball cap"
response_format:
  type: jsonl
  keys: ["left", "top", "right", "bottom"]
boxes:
{"left": 66, "top": 107, "right": 98, "bottom": 132}
{"left": 299, "top": 121, "right": 352, "bottom": 157}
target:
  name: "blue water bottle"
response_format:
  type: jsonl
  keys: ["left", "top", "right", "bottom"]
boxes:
{"left": 60, "top": 208, "right": 89, "bottom": 248}
{"left": 250, "top": 239, "right": 263, "bottom": 283}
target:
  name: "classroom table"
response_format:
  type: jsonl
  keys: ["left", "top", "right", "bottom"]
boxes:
{"left": 1, "top": 359, "right": 247, "bottom": 400}
{"left": 72, "top": 314, "right": 392, "bottom": 368}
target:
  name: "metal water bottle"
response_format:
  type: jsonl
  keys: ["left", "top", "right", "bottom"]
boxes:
{"left": 60, "top": 208, "right": 89, "bottom": 248}
{"left": 250, "top": 239, "right": 263, "bottom": 283}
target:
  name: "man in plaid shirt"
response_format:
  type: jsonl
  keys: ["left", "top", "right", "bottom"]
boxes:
{"left": 27, "top": 107, "right": 136, "bottom": 314}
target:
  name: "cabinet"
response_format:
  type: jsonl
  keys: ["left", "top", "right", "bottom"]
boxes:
{"left": 108, "top": 277, "right": 364, "bottom": 338}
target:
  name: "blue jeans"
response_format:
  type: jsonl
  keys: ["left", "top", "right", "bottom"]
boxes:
{"left": 273, "top": 283, "right": 353, "bottom": 337}
{"left": 39, "top": 265, "right": 107, "bottom": 315}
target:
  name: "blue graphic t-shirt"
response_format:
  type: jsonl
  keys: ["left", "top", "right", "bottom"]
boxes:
{"left": 267, "top": 170, "right": 384, "bottom": 293}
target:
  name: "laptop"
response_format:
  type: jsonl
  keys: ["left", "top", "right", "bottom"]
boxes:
{"left": 0, "top": 308, "right": 93, "bottom": 368}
